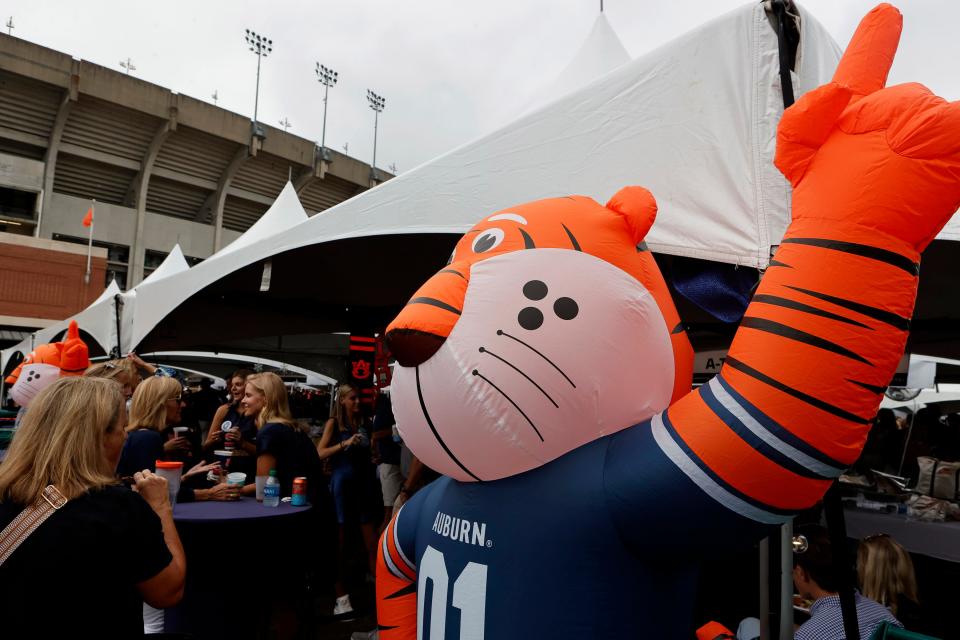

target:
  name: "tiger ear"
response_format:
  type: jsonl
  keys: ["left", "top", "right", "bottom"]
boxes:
{"left": 605, "top": 186, "right": 657, "bottom": 244}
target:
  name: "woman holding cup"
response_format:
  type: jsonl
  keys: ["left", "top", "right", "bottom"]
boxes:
{"left": 316, "top": 383, "right": 381, "bottom": 615}
{"left": 205, "top": 369, "right": 257, "bottom": 482}
{"left": 0, "top": 376, "right": 186, "bottom": 637}
{"left": 204, "top": 368, "right": 256, "bottom": 454}
{"left": 117, "top": 376, "right": 238, "bottom": 502}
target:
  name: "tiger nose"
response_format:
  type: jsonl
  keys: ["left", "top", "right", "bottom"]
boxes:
{"left": 386, "top": 329, "right": 447, "bottom": 367}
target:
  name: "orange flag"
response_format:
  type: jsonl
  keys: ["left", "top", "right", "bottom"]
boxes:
{"left": 82, "top": 207, "right": 93, "bottom": 227}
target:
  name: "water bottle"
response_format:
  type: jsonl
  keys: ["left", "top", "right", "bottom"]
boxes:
{"left": 263, "top": 469, "right": 280, "bottom": 507}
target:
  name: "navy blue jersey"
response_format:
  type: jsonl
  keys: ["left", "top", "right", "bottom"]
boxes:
{"left": 381, "top": 419, "right": 777, "bottom": 638}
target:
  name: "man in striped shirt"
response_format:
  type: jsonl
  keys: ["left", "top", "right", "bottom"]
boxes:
{"left": 794, "top": 526, "right": 900, "bottom": 640}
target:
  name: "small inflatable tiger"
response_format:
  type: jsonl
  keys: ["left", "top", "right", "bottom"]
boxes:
{"left": 377, "top": 5, "right": 960, "bottom": 638}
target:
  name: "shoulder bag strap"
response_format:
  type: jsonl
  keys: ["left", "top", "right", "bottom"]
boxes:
{"left": 0, "top": 485, "right": 68, "bottom": 567}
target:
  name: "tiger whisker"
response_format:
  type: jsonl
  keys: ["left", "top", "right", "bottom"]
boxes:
{"left": 472, "top": 368, "right": 544, "bottom": 442}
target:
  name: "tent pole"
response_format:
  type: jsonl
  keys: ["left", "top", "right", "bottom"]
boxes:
{"left": 759, "top": 536, "right": 770, "bottom": 640}
{"left": 114, "top": 294, "right": 123, "bottom": 357}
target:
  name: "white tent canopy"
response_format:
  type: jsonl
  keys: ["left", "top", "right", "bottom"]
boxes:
{"left": 9, "top": 4, "right": 851, "bottom": 372}
{"left": 113, "top": 2, "right": 844, "bottom": 358}
{"left": 143, "top": 351, "right": 338, "bottom": 387}
{"left": 123, "top": 181, "right": 308, "bottom": 353}
{"left": 520, "top": 13, "right": 631, "bottom": 117}
{"left": 225, "top": 3, "right": 840, "bottom": 271}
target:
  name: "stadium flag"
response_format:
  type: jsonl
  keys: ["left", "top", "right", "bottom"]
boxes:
{"left": 84, "top": 199, "right": 95, "bottom": 284}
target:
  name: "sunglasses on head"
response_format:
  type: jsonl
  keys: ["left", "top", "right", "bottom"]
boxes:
{"left": 863, "top": 533, "right": 890, "bottom": 542}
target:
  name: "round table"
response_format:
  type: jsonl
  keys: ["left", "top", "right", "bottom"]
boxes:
{"left": 173, "top": 497, "right": 312, "bottom": 523}
{"left": 165, "top": 498, "right": 315, "bottom": 640}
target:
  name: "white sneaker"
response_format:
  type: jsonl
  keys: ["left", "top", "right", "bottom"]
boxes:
{"left": 333, "top": 594, "right": 354, "bottom": 616}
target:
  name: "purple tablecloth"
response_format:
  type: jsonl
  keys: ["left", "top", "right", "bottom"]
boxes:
{"left": 172, "top": 497, "right": 311, "bottom": 523}
{"left": 166, "top": 497, "right": 315, "bottom": 638}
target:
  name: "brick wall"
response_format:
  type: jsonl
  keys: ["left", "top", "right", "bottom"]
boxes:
{"left": 0, "top": 234, "right": 107, "bottom": 322}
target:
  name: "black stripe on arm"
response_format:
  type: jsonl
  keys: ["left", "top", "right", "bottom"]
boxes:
{"left": 847, "top": 379, "right": 887, "bottom": 394}
{"left": 752, "top": 294, "right": 871, "bottom": 329}
{"left": 723, "top": 356, "right": 870, "bottom": 424}
{"left": 439, "top": 269, "right": 466, "bottom": 280}
{"left": 408, "top": 297, "right": 462, "bottom": 315}
{"left": 784, "top": 286, "right": 910, "bottom": 331}
{"left": 561, "top": 224, "right": 582, "bottom": 251}
{"left": 740, "top": 317, "right": 872, "bottom": 365}
{"left": 385, "top": 583, "right": 417, "bottom": 599}
{"left": 781, "top": 237, "right": 919, "bottom": 275}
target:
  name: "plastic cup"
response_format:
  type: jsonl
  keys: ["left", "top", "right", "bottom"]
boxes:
{"left": 155, "top": 460, "right": 183, "bottom": 505}
{"left": 226, "top": 472, "right": 246, "bottom": 500}
{"left": 221, "top": 420, "right": 235, "bottom": 450}
{"left": 226, "top": 471, "right": 246, "bottom": 486}
{"left": 173, "top": 426, "right": 189, "bottom": 437}
{"left": 255, "top": 475, "right": 268, "bottom": 502}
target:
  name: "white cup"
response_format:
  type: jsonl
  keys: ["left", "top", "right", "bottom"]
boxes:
{"left": 155, "top": 461, "right": 183, "bottom": 505}
{"left": 255, "top": 475, "right": 268, "bottom": 502}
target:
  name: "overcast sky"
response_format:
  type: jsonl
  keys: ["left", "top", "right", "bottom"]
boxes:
{"left": 3, "top": 1, "right": 955, "bottom": 174}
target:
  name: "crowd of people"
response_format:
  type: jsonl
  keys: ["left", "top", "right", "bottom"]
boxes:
{"left": 0, "top": 355, "right": 431, "bottom": 638}
{"left": 0, "top": 353, "right": 948, "bottom": 639}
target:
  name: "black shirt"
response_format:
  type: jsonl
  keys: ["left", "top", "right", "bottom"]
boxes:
{"left": 117, "top": 428, "right": 165, "bottom": 478}
{"left": 0, "top": 485, "right": 172, "bottom": 638}
{"left": 257, "top": 421, "right": 322, "bottom": 501}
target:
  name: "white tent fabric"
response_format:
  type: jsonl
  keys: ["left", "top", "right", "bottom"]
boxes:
{"left": 520, "top": 13, "right": 631, "bottom": 116}
{"left": 162, "top": 3, "right": 837, "bottom": 277}
{"left": 139, "top": 244, "right": 189, "bottom": 287}
{"left": 124, "top": 181, "right": 308, "bottom": 352}
{"left": 880, "top": 390, "right": 960, "bottom": 411}
{"left": 143, "top": 351, "right": 338, "bottom": 387}
{"left": 936, "top": 212, "right": 960, "bottom": 242}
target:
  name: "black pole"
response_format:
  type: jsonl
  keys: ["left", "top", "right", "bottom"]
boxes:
{"left": 114, "top": 293, "right": 123, "bottom": 358}
{"left": 823, "top": 484, "right": 860, "bottom": 640}
{"left": 771, "top": 0, "right": 796, "bottom": 108}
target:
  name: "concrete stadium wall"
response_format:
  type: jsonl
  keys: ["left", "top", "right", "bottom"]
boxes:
{"left": 46, "top": 192, "right": 241, "bottom": 261}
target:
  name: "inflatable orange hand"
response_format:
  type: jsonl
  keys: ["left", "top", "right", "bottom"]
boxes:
{"left": 776, "top": 3, "right": 960, "bottom": 253}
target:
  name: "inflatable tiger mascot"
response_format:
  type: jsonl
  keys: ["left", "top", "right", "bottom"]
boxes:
{"left": 5, "top": 320, "right": 89, "bottom": 408}
{"left": 376, "top": 5, "right": 960, "bottom": 638}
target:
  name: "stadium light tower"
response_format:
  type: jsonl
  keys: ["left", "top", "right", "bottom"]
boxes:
{"left": 6, "top": 17, "right": 13, "bottom": 35}
{"left": 244, "top": 29, "right": 273, "bottom": 131}
{"left": 315, "top": 63, "right": 338, "bottom": 160}
{"left": 366, "top": 89, "right": 385, "bottom": 182}
{"left": 120, "top": 57, "right": 136, "bottom": 75}
{"left": 279, "top": 116, "right": 292, "bottom": 132}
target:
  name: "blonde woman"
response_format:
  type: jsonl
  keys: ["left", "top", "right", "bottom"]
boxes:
{"left": 316, "top": 383, "right": 380, "bottom": 615}
{"left": 117, "top": 376, "right": 234, "bottom": 502}
{"left": 84, "top": 358, "right": 141, "bottom": 399}
{"left": 0, "top": 376, "right": 185, "bottom": 637}
{"left": 204, "top": 368, "right": 256, "bottom": 455}
{"left": 858, "top": 534, "right": 927, "bottom": 632}
{"left": 240, "top": 372, "right": 321, "bottom": 498}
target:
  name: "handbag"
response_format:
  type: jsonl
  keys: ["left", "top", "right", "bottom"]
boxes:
{"left": 0, "top": 485, "right": 68, "bottom": 567}
{"left": 915, "top": 456, "right": 960, "bottom": 501}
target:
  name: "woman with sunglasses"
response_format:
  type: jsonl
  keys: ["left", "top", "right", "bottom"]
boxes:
{"left": 117, "top": 377, "right": 235, "bottom": 502}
